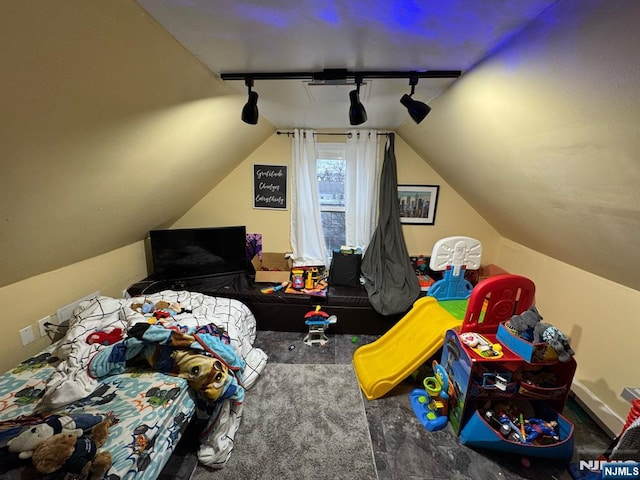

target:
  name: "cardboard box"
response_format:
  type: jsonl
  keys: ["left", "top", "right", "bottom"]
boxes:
{"left": 496, "top": 322, "right": 558, "bottom": 363}
{"left": 252, "top": 252, "right": 292, "bottom": 283}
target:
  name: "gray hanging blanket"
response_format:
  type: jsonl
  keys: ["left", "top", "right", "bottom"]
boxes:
{"left": 361, "top": 134, "right": 420, "bottom": 315}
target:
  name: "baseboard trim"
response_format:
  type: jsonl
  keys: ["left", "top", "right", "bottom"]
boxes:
{"left": 571, "top": 379, "right": 624, "bottom": 438}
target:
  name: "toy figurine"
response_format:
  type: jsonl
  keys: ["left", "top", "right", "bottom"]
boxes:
{"left": 524, "top": 418, "right": 560, "bottom": 443}
{"left": 303, "top": 306, "right": 337, "bottom": 347}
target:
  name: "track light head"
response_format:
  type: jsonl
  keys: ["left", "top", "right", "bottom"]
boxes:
{"left": 400, "top": 94, "right": 431, "bottom": 124}
{"left": 241, "top": 91, "right": 259, "bottom": 124}
{"left": 400, "top": 75, "right": 430, "bottom": 124}
{"left": 348, "top": 80, "right": 367, "bottom": 126}
{"left": 241, "top": 78, "right": 259, "bottom": 125}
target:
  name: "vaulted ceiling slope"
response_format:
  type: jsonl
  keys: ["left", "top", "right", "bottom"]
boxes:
{"left": 398, "top": 0, "right": 640, "bottom": 291}
{"left": 0, "top": 1, "right": 274, "bottom": 287}
{"left": 1, "top": 1, "right": 639, "bottom": 293}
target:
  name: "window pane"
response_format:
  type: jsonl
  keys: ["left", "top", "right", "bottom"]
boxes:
{"left": 321, "top": 211, "right": 345, "bottom": 253}
{"left": 317, "top": 158, "right": 345, "bottom": 208}
{"left": 317, "top": 143, "right": 347, "bottom": 255}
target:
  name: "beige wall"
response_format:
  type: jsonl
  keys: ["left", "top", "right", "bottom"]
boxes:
{"left": 175, "top": 132, "right": 501, "bottom": 259}
{"left": 496, "top": 239, "right": 638, "bottom": 435}
{"left": 0, "top": 242, "right": 148, "bottom": 372}
{"left": 172, "top": 133, "right": 291, "bottom": 251}
{"left": 394, "top": 138, "right": 500, "bottom": 260}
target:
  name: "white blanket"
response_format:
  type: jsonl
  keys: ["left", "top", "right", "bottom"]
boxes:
{"left": 38, "top": 290, "right": 268, "bottom": 467}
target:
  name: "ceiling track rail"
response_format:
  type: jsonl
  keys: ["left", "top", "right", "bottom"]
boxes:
{"left": 221, "top": 68, "right": 462, "bottom": 82}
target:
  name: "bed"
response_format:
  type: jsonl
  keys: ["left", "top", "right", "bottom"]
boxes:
{"left": 0, "top": 290, "right": 268, "bottom": 479}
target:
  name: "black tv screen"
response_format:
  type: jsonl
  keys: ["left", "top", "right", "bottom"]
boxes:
{"left": 149, "top": 226, "right": 247, "bottom": 280}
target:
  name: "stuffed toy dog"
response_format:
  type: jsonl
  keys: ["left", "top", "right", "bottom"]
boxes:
{"left": 505, "top": 305, "right": 543, "bottom": 342}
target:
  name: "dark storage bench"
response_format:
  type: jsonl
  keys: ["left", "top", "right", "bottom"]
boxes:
{"left": 126, "top": 273, "right": 403, "bottom": 335}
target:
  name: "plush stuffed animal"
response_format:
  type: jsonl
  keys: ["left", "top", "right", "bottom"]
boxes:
{"left": 86, "top": 327, "right": 124, "bottom": 346}
{"left": 6, "top": 413, "right": 111, "bottom": 464}
{"left": 31, "top": 431, "right": 112, "bottom": 479}
{"left": 533, "top": 322, "right": 575, "bottom": 362}
{"left": 505, "top": 305, "right": 543, "bottom": 342}
{"left": 130, "top": 299, "right": 156, "bottom": 315}
{"left": 6, "top": 413, "right": 104, "bottom": 459}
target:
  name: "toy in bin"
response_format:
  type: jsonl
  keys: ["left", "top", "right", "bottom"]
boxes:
{"left": 460, "top": 332, "right": 503, "bottom": 358}
{"left": 484, "top": 410, "right": 560, "bottom": 445}
{"left": 410, "top": 361, "right": 452, "bottom": 432}
{"left": 291, "top": 269, "right": 306, "bottom": 290}
{"left": 303, "top": 305, "right": 337, "bottom": 347}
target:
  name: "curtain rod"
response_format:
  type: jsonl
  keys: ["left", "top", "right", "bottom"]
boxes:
{"left": 276, "top": 131, "right": 392, "bottom": 137}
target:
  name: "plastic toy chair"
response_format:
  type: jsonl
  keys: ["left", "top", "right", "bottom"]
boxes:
{"left": 427, "top": 236, "right": 482, "bottom": 301}
{"left": 460, "top": 274, "right": 536, "bottom": 335}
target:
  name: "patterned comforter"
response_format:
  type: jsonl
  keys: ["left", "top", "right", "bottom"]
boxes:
{"left": 0, "top": 290, "right": 268, "bottom": 478}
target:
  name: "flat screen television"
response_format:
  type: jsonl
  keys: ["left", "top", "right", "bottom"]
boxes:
{"left": 149, "top": 226, "right": 247, "bottom": 280}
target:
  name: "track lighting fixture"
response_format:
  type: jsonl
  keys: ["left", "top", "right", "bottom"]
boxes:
{"left": 221, "top": 69, "right": 461, "bottom": 125}
{"left": 400, "top": 76, "right": 431, "bottom": 124}
{"left": 348, "top": 77, "right": 367, "bottom": 126}
{"left": 241, "top": 78, "right": 259, "bottom": 125}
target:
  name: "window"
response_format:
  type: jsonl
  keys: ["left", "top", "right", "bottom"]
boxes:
{"left": 316, "top": 143, "right": 346, "bottom": 255}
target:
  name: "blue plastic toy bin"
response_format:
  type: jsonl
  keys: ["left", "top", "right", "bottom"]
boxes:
{"left": 496, "top": 322, "right": 559, "bottom": 363}
{"left": 459, "top": 407, "right": 575, "bottom": 459}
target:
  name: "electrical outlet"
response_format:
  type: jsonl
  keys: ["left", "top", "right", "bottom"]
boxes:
{"left": 19, "top": 326, "right": 35, "bottom": 346}
{"left": 38, "top": 316, "right": 52, "bottom": 337}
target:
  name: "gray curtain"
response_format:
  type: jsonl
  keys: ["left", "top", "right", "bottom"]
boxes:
{"left": 361, "top": 133, "right": 420, "bottom": 315}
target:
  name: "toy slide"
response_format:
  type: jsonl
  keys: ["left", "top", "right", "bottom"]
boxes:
{"left": 353, "top": 296, "right": 464, "bottom": 400}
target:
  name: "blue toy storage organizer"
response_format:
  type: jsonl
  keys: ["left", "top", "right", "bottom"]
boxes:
{"left": 459, "top": 406, "right": 575, "bottom": 459}
{"left": 438, "top": 273, "right": 577, "bottom": 460}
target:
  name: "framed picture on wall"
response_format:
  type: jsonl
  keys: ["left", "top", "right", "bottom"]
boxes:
{"left": 253, "top": 164, "right": 288, "bottom": 210}
{"left": 397, "top": 184, "right": 440, "bottom": 225}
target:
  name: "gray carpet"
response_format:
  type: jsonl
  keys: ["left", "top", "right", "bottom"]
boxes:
{"left": 193, "top": 363, "right": 378, "bottom": 480}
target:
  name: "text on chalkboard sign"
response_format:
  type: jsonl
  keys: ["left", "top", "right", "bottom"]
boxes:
{"left": 253, "top": 164, "right": 287, "bottom": 209}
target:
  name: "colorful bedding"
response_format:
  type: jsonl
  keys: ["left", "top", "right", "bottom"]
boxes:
{"left": 0, "top": 290, "right": 268, "bottom": 478}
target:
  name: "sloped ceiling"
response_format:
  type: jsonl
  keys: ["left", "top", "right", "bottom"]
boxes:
{"left": 136, "top": 0, "right": 559, "bottom": 129}
{"left": 136, "top": 0, "right": 640, "bottom": 291}
{"left": 2, "top": 0, "right": 639, "bottom": 293}
{"left": 398, "top": 0, "right": 640, "bottom": 291}
{"left": 0, "top": 1, "right": 274, "bottom": 287}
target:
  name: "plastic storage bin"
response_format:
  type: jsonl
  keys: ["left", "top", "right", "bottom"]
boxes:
{"left": 459, "top": 407, "right": 575, "bottom": 459}
{"left": 496, "top": 322, "right": 559, "bottom": 363}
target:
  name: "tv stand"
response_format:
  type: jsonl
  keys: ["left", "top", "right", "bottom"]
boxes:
{"left": 126, "top": 273, "right": 403, "bottom": 335}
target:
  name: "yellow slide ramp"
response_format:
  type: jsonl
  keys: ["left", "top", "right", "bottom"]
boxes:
{"left": 353, "top": 296, "right": 463, "bottom": 400}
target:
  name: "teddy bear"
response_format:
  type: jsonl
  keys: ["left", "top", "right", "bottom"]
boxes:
{"left": 504, "top": 305, "right": 543, "bottom": 342}
{"left": 533, "top": 322, "right": 575, "bottom": 362}
{"left": 31, "top": 417, "right": 114, "bottom": 480}
{"left": 7, "top": 415, "right": 89, "bottom": 460}
{"left": 7, "top": 413, "right": 105, "bottom": 459}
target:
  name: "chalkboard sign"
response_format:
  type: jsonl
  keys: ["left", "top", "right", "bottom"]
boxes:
{"left": 253, "top": 164, "right": 287, "bottom": 210}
